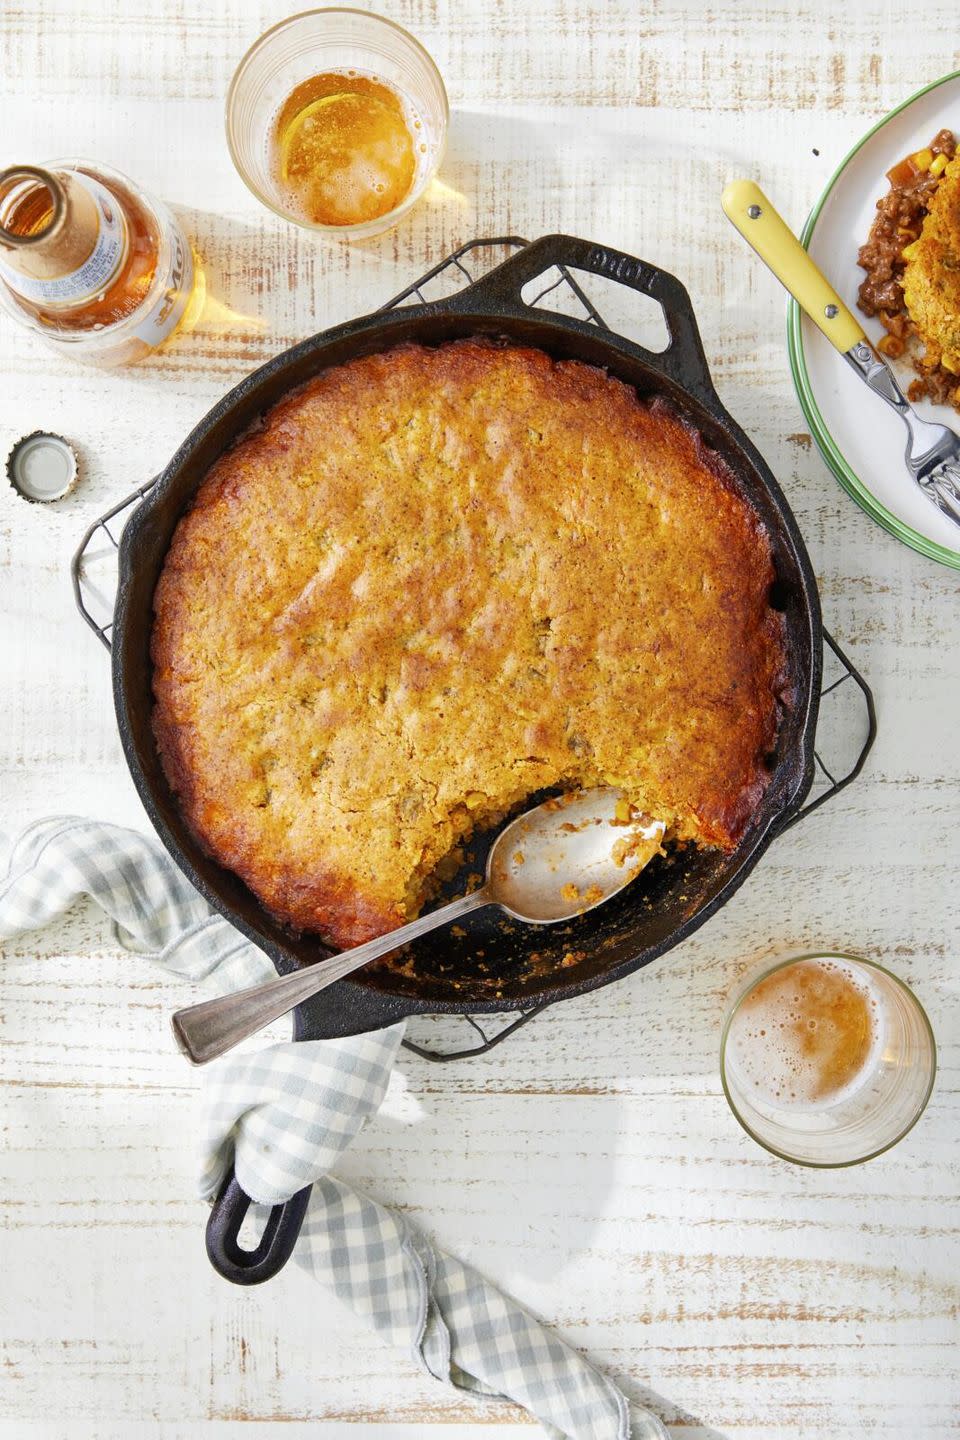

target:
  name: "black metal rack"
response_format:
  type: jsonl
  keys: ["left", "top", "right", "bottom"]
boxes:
{"left": 72, "top": 236, "right": 876, "bottom": 1062}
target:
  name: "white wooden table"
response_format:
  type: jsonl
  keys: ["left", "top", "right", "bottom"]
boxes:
{"left": 2, "top": 4, "right": 959, "bottom": 1437}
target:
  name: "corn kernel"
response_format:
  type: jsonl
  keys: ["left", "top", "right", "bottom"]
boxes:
{"left": 910, "top": 147, "right": 934, "bottom": 172}
{"left": 930, "top": 152, "right": 949, "bottom": 178}
{"left": 614, "top": 799, "right": 632, "bottom": 824}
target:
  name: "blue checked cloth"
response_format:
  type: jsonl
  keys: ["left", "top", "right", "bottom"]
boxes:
{"left": 0, "top": 817, "right": 669, "bottom": 1440}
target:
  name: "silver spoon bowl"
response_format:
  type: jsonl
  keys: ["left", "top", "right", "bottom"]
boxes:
{"left": 172, "top": 787, "right": 666, "bottom": 1064}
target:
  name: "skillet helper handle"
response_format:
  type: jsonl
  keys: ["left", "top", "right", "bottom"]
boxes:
{"left": 773, "top": 628, "right": 877, "bottom": 835}
{"left": 721, "top": 180, "right": 865, "bottom": 353}
{"left": 206, "top": 1165, "right": 312, "bottom": 1286}
{"left": 70, "top": 477, "right": 158, "bottom": 651}
{"left": 454, "top": 232, "right": 721, "bottom": 410}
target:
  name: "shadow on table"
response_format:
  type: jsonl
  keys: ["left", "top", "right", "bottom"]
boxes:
{"left": 630, "top": 1382, "right": 732, "bottom": 1440}
{"left": 115, "top": 189, "right": 486, "bottom": 394}
{"left": 337, "top": 1049, "right": 621, "bottom": 1288}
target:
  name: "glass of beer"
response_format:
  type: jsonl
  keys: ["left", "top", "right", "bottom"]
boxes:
{"left": 720, "top": 953, "right": 935, "bottom": 1166}
{"left": 226, "top": 9, "right": 448, "bottom": 239}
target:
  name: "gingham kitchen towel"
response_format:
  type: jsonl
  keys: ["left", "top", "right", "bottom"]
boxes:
{"left": 0, "top": 817, "right": 668, "bottom": 1440}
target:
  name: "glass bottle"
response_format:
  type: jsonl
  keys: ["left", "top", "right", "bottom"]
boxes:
{"left": 0, "top": 160, "right": 195, "bottom": 367}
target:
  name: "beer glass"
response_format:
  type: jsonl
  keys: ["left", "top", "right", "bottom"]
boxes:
{"left": 720, "top": 953, "right": 936, "bottom": 1166}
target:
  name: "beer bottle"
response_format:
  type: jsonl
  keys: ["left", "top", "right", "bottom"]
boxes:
{"left": 0, "top": 160, "right": 195, "bottom": 367}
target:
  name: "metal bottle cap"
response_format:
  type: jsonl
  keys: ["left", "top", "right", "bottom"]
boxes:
{"left": 6, "top": 430, "right": 78, "bottom": 502}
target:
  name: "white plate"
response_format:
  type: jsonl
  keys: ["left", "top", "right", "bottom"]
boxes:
{"left": 787, "top": 70, "right": 960, "bottom": 568}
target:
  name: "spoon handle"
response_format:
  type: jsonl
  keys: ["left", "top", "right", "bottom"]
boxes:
{"left": 171, "top": 889, "right": 492, "bottom": 1065}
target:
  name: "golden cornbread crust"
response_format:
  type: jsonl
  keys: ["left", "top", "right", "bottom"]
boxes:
{"left": 903, "top": 156, "right": 960, "bottom": 380}
{"left": 152, "top": 341, "right": 788, "bottom": 948}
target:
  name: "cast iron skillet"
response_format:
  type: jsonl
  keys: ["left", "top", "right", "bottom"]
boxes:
{"left": 107, "top": 235, "right": 826, "bottom": 1283}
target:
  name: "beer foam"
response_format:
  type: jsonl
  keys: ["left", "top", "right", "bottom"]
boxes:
{"left": 725, "top": 957, "right": 884, "bottom": 1112}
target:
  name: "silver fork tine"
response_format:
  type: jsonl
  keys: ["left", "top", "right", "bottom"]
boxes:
{"left": 936, "top": 463, "right": 960, "bottom": 497}
{"left": 927, "top": 467, "right": 960, "bottom": 525}
{"left": 841, "top": 342, "right": 960, "bottom": 530}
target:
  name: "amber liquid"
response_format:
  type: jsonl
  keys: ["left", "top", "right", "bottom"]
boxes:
{"left": 269, "top": 72, "right": 422, "bottom": 226}
{"left": 2, "top": 168, "right": 166, "bottom": 332}
{"left": 728, "top": 958, "right": 880, "bottom": 1107}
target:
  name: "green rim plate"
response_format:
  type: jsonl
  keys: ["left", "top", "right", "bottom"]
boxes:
{"left": 786, "top": 69, "right": 960, "bottom": 570}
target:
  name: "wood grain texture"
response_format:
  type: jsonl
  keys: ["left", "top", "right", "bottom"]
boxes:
{"left": 1, "top": 2, "right": 959, "bottom": 1438}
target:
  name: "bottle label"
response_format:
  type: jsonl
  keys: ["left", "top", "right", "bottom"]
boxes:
{"left": 0, "top": 173, "right": 125, "bottom": 304}
{"left": 131, "top": 222, "right": 194, "bottom": 349}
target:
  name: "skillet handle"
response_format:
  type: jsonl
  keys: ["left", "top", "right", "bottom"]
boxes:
{"left": 71, "top": 478, "right": 158, "bottom": 651}
{"left": 449, "top": 232, "right": 721, "bottom": 411}
{"left": 773, "top": 628, "right": 877, "bottom": 836}
{"left": 206, "top": 1166, "right": 312, "bottom": 1286}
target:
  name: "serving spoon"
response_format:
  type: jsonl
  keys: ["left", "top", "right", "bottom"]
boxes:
{"left": 172, "top": 788, "right": 666, "bottom": 1064}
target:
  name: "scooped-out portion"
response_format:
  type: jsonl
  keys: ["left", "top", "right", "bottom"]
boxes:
{"left": 151, "top": 340, "right": 789, "bottom": 950}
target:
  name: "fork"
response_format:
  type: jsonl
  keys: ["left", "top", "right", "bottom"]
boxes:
{"left": 722, "top": 179, "right": 960, "bottom": 528}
